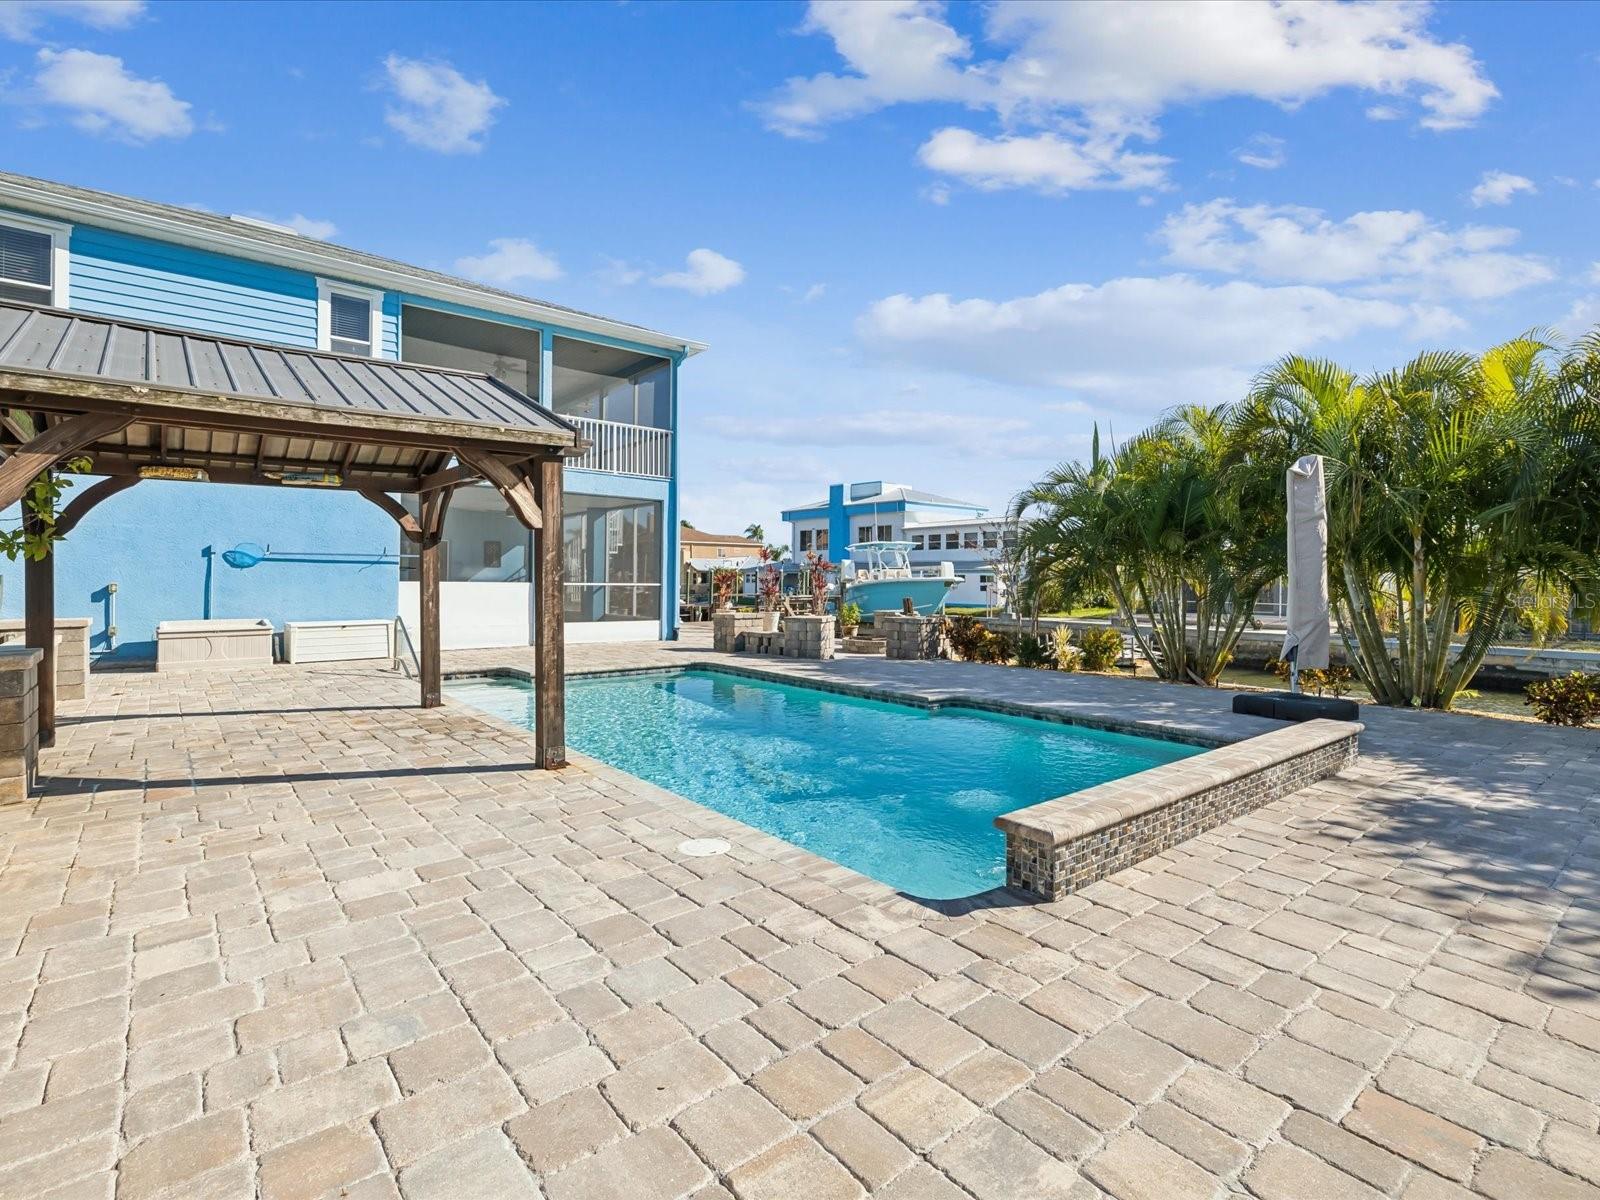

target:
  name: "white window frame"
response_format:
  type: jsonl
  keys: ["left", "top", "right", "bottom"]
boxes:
{"left": 316, "top": 279, "right": 384, "bottom": 357}
{"left": 0, "top": 211, "right": 71, "bottom": 308}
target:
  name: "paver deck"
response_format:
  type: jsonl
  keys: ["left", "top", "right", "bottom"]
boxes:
{"left": 1, "top": 630, "right": 1597, "bottom": 1199}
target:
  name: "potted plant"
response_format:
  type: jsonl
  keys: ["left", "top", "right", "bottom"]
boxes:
{"left": 711, "top": 566, "right": 739, "bottom": 612}
{"left": 839, "top": 601, "right": 862, "bottom": 637}
{"left": 805, "top": 551, "right": 832, "bottom": 615}
{"left": 757, "top": 548, "right": 782, "bottom": 631}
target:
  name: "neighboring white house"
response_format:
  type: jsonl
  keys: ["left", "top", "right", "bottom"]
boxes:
{"left": 781, "top": 481, "right": 1017, "bottom": 609}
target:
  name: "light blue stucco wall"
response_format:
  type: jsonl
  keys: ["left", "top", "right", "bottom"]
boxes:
{"left": 0, "top": 479, "right": 398, "bottom": 663}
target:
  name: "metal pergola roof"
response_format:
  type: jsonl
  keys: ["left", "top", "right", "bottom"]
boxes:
{"left": 0, "top": 302, "right": 578, "bottom": 491}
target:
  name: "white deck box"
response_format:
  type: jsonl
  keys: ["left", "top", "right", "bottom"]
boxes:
{"left": 283, "top": 619, "right": 394, "bottom": 664}
{"left": 156, "top": 619, "right": 274, "bottom": 672}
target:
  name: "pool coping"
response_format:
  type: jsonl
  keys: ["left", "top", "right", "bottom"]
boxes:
{"left": 446, "top": 660, "right": 1361, "bottom": 911}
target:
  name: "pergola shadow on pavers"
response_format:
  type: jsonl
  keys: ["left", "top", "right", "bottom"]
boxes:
{"left": 2, "top": 650, "right": 1598, "bottom": 1199}
{"left": 0, "top": 300, "right": 576, "bottom": 766}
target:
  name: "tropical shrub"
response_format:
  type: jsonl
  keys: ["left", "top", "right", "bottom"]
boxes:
{"left": 1051, "top": 627, "right": 1081, "bottom": 671}
{"left": 839, "top": 601, "right": 862, "bottom": 629}
{"left": 1016, "top": 632, "right": 1053, "bottom": 669}
{"left": 1077, "top": 627, "right": 1123, "bottom": 672}
{"left": 977, "top": 629, "right": 1016, "bottom": 664}
{"left": 1525, "top": 672, "right": 1600, "bottom": 726}
{"left": 946, "top": 615, "right": 988, "bottom": 660}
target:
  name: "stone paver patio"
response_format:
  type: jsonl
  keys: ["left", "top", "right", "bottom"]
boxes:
{"left": 1, "top": 631, "right": 1597, "bottom": 1199}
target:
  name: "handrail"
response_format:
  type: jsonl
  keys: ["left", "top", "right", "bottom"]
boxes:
{"left": 568, "top": 416, "right": 671, "bottom": 478}
{"left": 394, "top": 615, "right": 420, "bottom": 679}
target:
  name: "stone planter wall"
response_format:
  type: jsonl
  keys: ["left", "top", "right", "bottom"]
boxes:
{"left": 998, "top": 718, "right": 1359, "bottom": 900}
{"left": 878, "top": 613, "right": 948, "bottom": 660}
{"left": 0, "top": 618, "right": 89, "bottom": 700}
{"left": 712, "top": 611, "right": 769, "bottom": 653}
{"left": 782, "top": 615, "right": 835, "bottom": 660}
{"left": 0, "top": 645, "right": 41, "bottom": 802}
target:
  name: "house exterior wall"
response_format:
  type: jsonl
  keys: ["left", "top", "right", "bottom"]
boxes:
{"left": 0, "top": 197, "right": 685, "bottom": 657}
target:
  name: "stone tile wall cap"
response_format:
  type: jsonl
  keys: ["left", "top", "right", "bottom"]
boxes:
{"left": 996, "top": 719, "right": 1361, "bottom": 845}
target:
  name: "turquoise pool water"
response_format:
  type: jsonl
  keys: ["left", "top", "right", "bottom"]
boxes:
{"left": 448, "top": 669, "right": 1201, "bottom": 900}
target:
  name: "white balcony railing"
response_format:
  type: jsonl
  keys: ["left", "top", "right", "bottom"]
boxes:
{"left": 568, "top": 416, "right": 672, "bottom": 479}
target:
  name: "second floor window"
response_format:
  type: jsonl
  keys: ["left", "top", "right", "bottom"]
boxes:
{"left": 0, "top": 216, "right": 67, "bottom": 307}
{"left": 911, "top": 535, "right": 924, "bottom": 550}
{"left": 799, "top": 530, "right": 812, "bottom": 551}
{"left": 319, "top": 281, "right": 382, "bottom": 357}
{"left": 878, "top": 524, "right": 893, "bottom": 541}
{"left": 858, "top": 525, "right": 872, "bottom": 543}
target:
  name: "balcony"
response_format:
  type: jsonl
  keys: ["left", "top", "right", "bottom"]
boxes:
{"left": 568, "top": 416, "right": 671, "bottom": 479}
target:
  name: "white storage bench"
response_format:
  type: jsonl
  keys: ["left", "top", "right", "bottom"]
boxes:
{"left": 283, "top": 619, "right": 394, "bottom": 664}
{"left": 156, "top": 619, "right": 274, "bottom": 672}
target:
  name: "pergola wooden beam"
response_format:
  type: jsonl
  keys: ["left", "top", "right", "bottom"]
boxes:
{"left": 55, "top": 475, "right": 141, "bottom": 537}
{"left": 359, "top": 490, "right": 423, "bottom": 541}
{"left": 0, "top": 412, "right": 130, "bottom": 510}
{"left": 454, "top": 448, "right": 542, "bottom": 530}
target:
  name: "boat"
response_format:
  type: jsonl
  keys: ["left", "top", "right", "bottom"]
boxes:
{"left": 840, "top": 541, "right": 962, "bottom": 615}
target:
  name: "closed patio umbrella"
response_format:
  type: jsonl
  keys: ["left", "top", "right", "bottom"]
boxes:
{"left": 1281, "top": 454, "right": 1330, "bottom": 692}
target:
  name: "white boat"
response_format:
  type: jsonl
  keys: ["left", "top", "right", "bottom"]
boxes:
{"left": 841, "top": 541, "right": 962, "bottom": 615}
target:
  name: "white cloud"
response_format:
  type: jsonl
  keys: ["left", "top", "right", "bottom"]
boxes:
{"left": 1469, "top": 169, "right": 1535, "bottom": 207}
{"left": 1589, "top": 262, "right": 1600, "bottom": 286}
{"left": 596, "top": 257, "right": 644, "bottom": 287}
{"left": 33, "top": 48, "right": 192, "bottom": 141}
{"left": 243, "top": 212, "right": 337, "bottom": 240}
{"left": 801, "top": 283, "right": 827, "bottom": 303}
{"left": 381, "top": 55, "right": 504, "bottom": 154}
{"left": 651, "top": 248, "right": 746, "bottom": 295}
{"left": 758, "top": 1, "right": 1495, "bottom": 195}
{"left": 1234, "top": 133, "right": 1286, "bottom": 170}
{"left": 454, "top": 237, "right": 562, "bottom": 286}
{"left": 856, "top": 275, "right": 1457, "bottom": 409}
{"left": 1559, "top": 295, "right": 1600, "bottom": 340}
{"left": 721, "top": 408, "right": 1032, "bottom": 456}
{"left": 918, "top": 127, "right": 1169, "bottom": 193}
{"left": 1157, "top": 199, "right": 1554, "bottom": 300}
{"left": 0, "top": 0, "right": 142, "bottom": 41}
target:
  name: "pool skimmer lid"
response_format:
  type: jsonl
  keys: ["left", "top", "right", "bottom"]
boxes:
{"left": 678, "top": 837, "right": 730, "bottom": 858}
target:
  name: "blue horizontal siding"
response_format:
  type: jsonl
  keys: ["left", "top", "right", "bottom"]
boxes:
{"left": 70, "top": 225, "right": 317, "bottom": 346}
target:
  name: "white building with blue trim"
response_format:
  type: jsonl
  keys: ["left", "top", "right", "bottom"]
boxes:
{"left": 780, "top": 481, "right": 1015, "bottom": 608}
{"left": 0, "top": 172, "right": 702, "bottom": 659}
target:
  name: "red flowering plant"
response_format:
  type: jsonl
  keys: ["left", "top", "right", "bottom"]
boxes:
{"left": 757, "top": 546, "right": 782, "bottom": 612}
{"left": 805, "top": 551, "right": 832, "bottom": 615}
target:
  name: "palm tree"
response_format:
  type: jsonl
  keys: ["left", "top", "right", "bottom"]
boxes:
{"left": 1011, "top": 413, "right": 1282, "bottom": 685}
{"left": 1243, "top": 337, "right": 1599, "bottom": 708}
{"left": 743, "top": 523, "right": 765, "bottom": 543}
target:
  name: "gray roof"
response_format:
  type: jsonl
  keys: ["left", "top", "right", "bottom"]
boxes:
{"left": 0, "top": 170, "right": 705, "bottom": 357}
{"left": 784, "top": 484, "right": 985, "bottom": 514}
{"left": 0, "top": 301, "right": 578, "bottom": 443}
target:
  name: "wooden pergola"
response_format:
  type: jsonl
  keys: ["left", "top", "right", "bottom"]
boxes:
{"left": 0, "top": 302, "right": 580, "bottom": 767}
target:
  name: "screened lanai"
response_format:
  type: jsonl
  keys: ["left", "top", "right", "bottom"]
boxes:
{"left": 0, "top": 301, "right": 580, "bottom": 767}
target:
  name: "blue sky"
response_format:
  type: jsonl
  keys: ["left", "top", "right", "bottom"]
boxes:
{"left": 2, "top": 0, "right": 1597, "bottom": 541}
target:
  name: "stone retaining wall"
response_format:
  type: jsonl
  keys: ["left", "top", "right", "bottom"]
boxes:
{"left": 0, "top": 618, "right": 89, "bottom": 700}
{"left": 997, "top": 718, "right": 1360, "bottom": 899}
{"left": 878, "top": 613, "right": 948, "bottom": 660}
{"left": 0, "top": 645, "right": 41, "bottom": 802}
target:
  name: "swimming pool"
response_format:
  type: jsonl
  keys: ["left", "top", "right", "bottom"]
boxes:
{"left": 448, "top": 668, "right": 1203, "bottom": 900}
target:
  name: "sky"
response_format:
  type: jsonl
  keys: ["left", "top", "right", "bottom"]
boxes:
{"left": 1, "top": 0, "right": 1597, "bottom": 542}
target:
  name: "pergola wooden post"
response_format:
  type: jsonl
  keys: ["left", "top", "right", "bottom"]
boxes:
{"left": 0, "top": 301, "right": 583, "bottom": 770}
{"left": 533, "top": 456, "right": 565, "bottom": 769}
{"left": 23, "top": 507, "right": 54, "bottom": 746}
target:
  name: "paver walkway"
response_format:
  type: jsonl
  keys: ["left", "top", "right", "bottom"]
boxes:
{"left": 0, "top": 635, "right": 1597, "bottom": 1199}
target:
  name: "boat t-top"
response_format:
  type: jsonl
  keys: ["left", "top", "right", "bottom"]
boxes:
{"left": 839, "top": 541, "right": 962, "bottom": 616}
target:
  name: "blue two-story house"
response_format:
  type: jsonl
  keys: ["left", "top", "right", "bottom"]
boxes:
{"left": 0, "top": 171, "right": 703, "bottom": 659}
